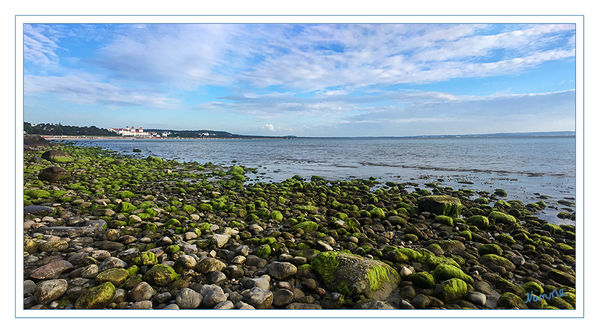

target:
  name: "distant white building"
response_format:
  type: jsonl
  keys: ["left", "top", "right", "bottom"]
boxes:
{"left": 109, "top": 126, "right": 160, "bottom": 137}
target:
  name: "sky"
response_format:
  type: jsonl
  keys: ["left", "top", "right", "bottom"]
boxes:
{"left": 23, "top": 23, "right": 576, "bottom": 137}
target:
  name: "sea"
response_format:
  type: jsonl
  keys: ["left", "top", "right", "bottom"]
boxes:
{"left": 70, "top": 136, "right": 576, "bottom": 225}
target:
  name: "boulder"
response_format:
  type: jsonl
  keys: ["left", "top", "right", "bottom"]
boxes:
{"left": 311, "top": 252, "right": 400, "bottom": 300}
{"left": 417, "top": 195, "right": 462, "bottom": 217}
{"left": 38, "top": 166, "right": 70, "bottom": 182}
{"left": 41, "top": 150, "right": 74, "bottom": 163}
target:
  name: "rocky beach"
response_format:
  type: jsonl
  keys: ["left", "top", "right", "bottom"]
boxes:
{"left": 23, "top": 137, "right": 576, "bottom": 310}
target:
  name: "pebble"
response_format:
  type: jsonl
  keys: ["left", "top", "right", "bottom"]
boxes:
{"left": 176, "top": 288, "right": 202, "bottom": 309}
{"left": 130, "top": 300, "right": 153, "bottom": 309}
{"left": 245, "top": 275, "right": 271, "bottom": 290}
{"left": 213, "top": 300, "right": 235, "bottom": 309}
{"left": 267, "top": 261, "right": 298, "bottom": 280}
{"left": 29, "top": 260, "right": 73, "bottom": 280}
{"left": 212, "top": 234, "right": 230, "bottom": 248}
{"left": 469, "top": 292, "right": 487, "bottom": 307}
{"left": 235, "top": 301, "right": 255, "bottom": 309}
{"left": 81, "top": 264, "right": 99, "bottom": 278}
{"left": 98, "top": 257, "right": 126, "bottom": 271}
{"left": 35, "top": 279, "right": 68, "bottom": 304}
{"left": 273, "top": 289, "right": 294, "bottom": 307}
{"left": 231, "top": 255, "right": 246, "bottom": 265}
{"left": 411, "top": 294, "right": 431, "bottom": 308}
{"left": 242, "top": 287, "right": 273, "bottom": 309}
{"left": 183, "top": 232, "right": 197, "bottom": 241}
{"left": 207, "top": 271, "right": 227, "bottom": 284}
{"left": 195, "top": 257, "right": 226, "bottom": 273}
{"left": 163, "top": 304, "right": 180, "bottom": 309}
{"left": 129, "top": 282, "right": 156, "bottom": 302}
{"left": 202, "top": 285, "right": 227, "bottom": 308}
{"left": 399, "top": 266, "right": 412, "bottom": 278}
{"left": 153, "top": 292, "right": 172, "bottom": 304}
{"left": 24, "top": 280, "right": 37, "bottom": 295}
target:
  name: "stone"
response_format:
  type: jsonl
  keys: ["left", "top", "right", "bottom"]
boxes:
{"left": 548, "top": 269, "right": 575, "bottom": 287}
{"left": 75, "top": 282, "right": 116, "bottom": 309}
{"left": 183, "top": 232, "right": 197, "bottom": 241}
{"left": 311, "top": 252, "right": 400, "bottom": 300}
{"left": 285, "top": 303, "right": 322, "bottom": 309}
{"left": 153, "top": 292, "right": 172, "bottom": 304}
{"left": 38, "top": 239, "right": 69, "bottom": 252}
{"left": 231, "top": 255, "right": 246, "bottom": 265}
{"left": 98, "top": 257, "right": 127, "bottom": 271}
{"left": 29, "top": 260, "right": 73, "bottom": 280}
{"left": 113, "top": 289, "right": 126, "bottom": 303}
{"left": 203, "top": 285, "right": 227, "bottom": 308}
{"left": 174, "top": 255, "right": 197, "bottom": 273}
{"left": 35, "top": 279, "right": 68, "bottom": 304}
{"left": 24, "top": 206, "right": 54, "bottom": 216}
{"left": 273, "top": 289, "right": 294, "bottom": 307}
{"left": 41, "top": 150, "right": 74, "bottom": 163}
{"left": 417, "top": 195, "right": 462, "bottom": 217}
{"left": 24, "top": 280, "right": 37, "bottom": 295}
{"left": 245, "top": 255, "right": 268, "bottom": 268}
{"left": 469, "top": 291, "right": 487, "bottom": 306}
{"left": 245, "top": 275, "right": 271, "bottom": 290}
{"left": 38, "top": 166, "right": 70, "bottom": 182}
{"left": 242, "top": 287, "right": 273, "bottom": 309}
{"left": 440, "top": 278, "right": 468, "bottom": 303}
{"left": 411, "top": 294, "right": 431, "bottom": 308}
{"left": 195, "top": 257, "right": 226, "bottom": 273}
{"left": 235, "top": 301, "right": 255, "bottom": 309}
{"left": 399, "top": 266, "right": 412, "bottom": 278}
{"left": 129, "top": 282, "right": 156, "bottom": 302}
{"left": 163, "top": 304, "right": 180, "bottom": 309}
{"left": 95, "top": 268, "right": 130, "bottom": 286}
{"left": 316, "top": 240, "right": 333, "bottom": 251}
{"left": 357, "top": 300, "right": 396, "bottom": 309}
{"left": 213, "top": 300, "right": 235, "bottom": 309}
{"left": 267, "top": 261, "right": 298, "bottom": 280}
{"left": 81, "top": 264, "right": 99, "bottom": 279}
{"left": 207, "top": 271, "right": 227, "bottom": 284}
{"left": 212, "top": 234, "right": 231, "bottom": 248}
{"left": 497, "top": 292, "right": 527, "bottom": 309}
{"left": 144, "top": 264, "right": 179, "bottom": 286}
{"left": 176, "top": 288, "right": 202, "bottom": 309}
{"left": 130, "top": 300, "right": 153, "bottom": 309}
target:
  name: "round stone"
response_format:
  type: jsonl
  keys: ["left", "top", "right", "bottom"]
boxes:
{"left": 35, "top": 279, "right": 68, "bottom": 304}
{"left": 267, "top": 261, "right": 298, "bottom": 280}
{"left": 129, "top": 282, "right": 156, "bottom": 302}
{"left": 176, "top": 288, "right": 202, "bottom": 309}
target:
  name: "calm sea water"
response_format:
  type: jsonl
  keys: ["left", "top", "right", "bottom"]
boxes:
{"left": 71, "top": 136, "right": 576, "bottom": 225}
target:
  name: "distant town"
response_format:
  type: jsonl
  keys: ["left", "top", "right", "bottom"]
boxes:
{"left": 108, "top": 126, "right": 170, "bottom": 138}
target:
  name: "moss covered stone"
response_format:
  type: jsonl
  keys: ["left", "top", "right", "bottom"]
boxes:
{"left": 521, "top": 281, "right": 544, "bottom": 295}
{"left": 466, "top": 215, "right": 489, "bottom": 229}
{"left": 409, "top": 271, "right": 435, "bottom": 289}
{"left": 496, "top": 233, "right": 516, "bottom": 244}
{"left": 542, "top": 223, "right": 563, "bottom": 234}
{"left": 270, "top": 210, "right": 284, "bottom": 222}
{"left": 433, "top": 263, "right": 473, "bottom": 284}
{"left": 441, "top": 278, "right": 468, "bottom": 303}
{"left": 369, "top": 207, "right": 385, "bottom": 219}
{"left": 417, "top": 195, "right": 462, "bottom": 217}
{"left": 311, "top": 251, "right": 399, "bottom": 300}
{"left": 143, "top": 264, "right": 179, "bottom": 286}
{"left": 95, "top": 268, "right": 129, "bottom": 286}
{"left": 548, "top": 269, "right": 575, "bottom": 287}
{"left": 132, "top": 251, "right": 158, "bottom": 266}
{"left": 480, "top": 254, "right": 516, "bottom": 271}
{"left": 488, "top": 211, "right": 517, "bottom": 226}
{"left": 293, "top": 221, "right": 318, "bottom": 233}
{"left": 478, "top": 243, "right": 503, "bottom": 256}
{"left": 434, "top": 215, "right": 453, "bottom": 226}
{"left": 256, "top": 244, "right": 272, "bottom": 258}
{"left": 498, "top": 292, "right": 526, "bottom": 309}
{"left": 459, "top": 230, "right": 472, "bottom": 241}
{"left": 75, "top": 282, "right": 116, "bottom": 309}
{"left": 117, "top": 202, "right": 136, "bottom": 213}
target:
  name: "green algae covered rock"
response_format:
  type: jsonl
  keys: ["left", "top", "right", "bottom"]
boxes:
{"left": 369, "top": 207, "right": 385, "bottom": 219}
{"left": 434, "top": 215, "right": 453, "bottom": 226}
{"left": 117, "top": 202, "right": 137, "bottom": 213}
{"left": 440, "top": 278, "right": 468, "bottom": 303}
{"left": 143, "top": 264, "right": 179, "bottom": 286}
{"left": 75, "top": 282, "right": 116, "bottom": 309}
{"left": 131, "top": 251, "right": 158, "bottom": 266}
{"left": 270, "top": 210, "right": 284, "bottom": 222}
{"left": 521, "top": 281, "right": 544, "bottom": 295}
{"left": 95, "top": 268, "right": 129, "bottom": 286}
{"left": 548, "top": 269, "right": 575, "bottom": 287}
{"left": 417, "top": 195, "right": 462, "bottom": 217}
{"left": 409, "top": 271, "right": 435, "bottom": 289}
{"left": 477, "top": 243, "right": 503, "bottom": 256}
{"left": 41, "top": 150, "right": 74, "bottom": 163}
{"left": 488, "top": 211, "right": 517, "bottom": 226}
{"left": 256, "top": 244, "right": 272, "bottom": 258}
{"left": 480, "top": 254, "right": 516, "bottom": 271}
{"left": 311, "top": 251, "right": 400, "bottom": 300}
{"left": 498, "top": 292, "right": 527, "bottom": 309}
{"left": 432, "top": 263, "right": 473, "bottom": 284}
{"left": 293, "top": 221, "right": 318, "bottom": 232}
{"left": 466, "top": 215, "right": 489, "bottom": 229}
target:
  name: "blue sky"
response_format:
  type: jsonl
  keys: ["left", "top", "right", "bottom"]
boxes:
{"left": 23, "top": 23, "right": 576, "bottom": 136}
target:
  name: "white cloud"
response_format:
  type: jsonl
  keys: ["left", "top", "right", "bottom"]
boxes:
{"left": 25, "top": 74, "right": 179, "bottom": 108}
{"left": 263, "top": 123, "right": 275, "bottom": 131}
{"left": 24, "top": 24, "right": 61, "bottom": 66}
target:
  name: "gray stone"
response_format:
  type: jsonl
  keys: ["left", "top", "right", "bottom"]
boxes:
{"left": 24, "top": 206, "right": 54, "bottom": 216}
{"left": 203, "top": 285, "right": 227, "bottom": 308}
{"left": 469, "top": 291, "right": 487, "bottom": 307}
{"left": 98, "top": 257, "right": 126, "bottom": 271}
{"left": 24, "top": 280, "right": 37, "bottom": 295}
{"left": 357, "top": 300, "right": 396, "bottom": 309}
{"left": 244, "top": 275, "right": 271, "bottom": 290}
{"left": 81, "top": 264, "right": 99, "bottom": 278}
{"left": 235, "top": 301, "right": 255, "bottom": 309}
{"left": 183, "top": 231, "right": 197, "bottom": 241}
{"left": 285, "top": 303, "right": 323, "bottom": 309}
{"left": 174, "top": 254, "right": 197, "bottom": 272}
{"left": 129, "top": 282, "right": 156, "bottom": 302}
{"left": 273, "top": 289, "right": 294, "bottom": 307}
{"left": 399, "top": 266, "right": 413, "bottom": 278}
{"left": 268, "top": 261, "right": 298, "bottom": 280}
{"left": 35, "top": 279, "right": 68, "bottom": 304}
{"left": 245, "top": 255, "right": 267, "bottom": 268}
{"left": 242, "top": 287, "right": 273, "bottom": 309}
{"left": 212, "top": 234, "right": 230, "bottom": 248}
{"left": 213, "top": 300, "right": 235, "bottom": 309}
{"left": 163, "top": 304, "right": 180, "bottom": 309}
{"left": 316, "top": 240, "right": 333, "bottom": 251}
{"left": 207, "top": 271, "right": 227, "bottom": 284}
{"left": 29, "top": 260, "right": 73, "bottom": 280}
{"left": 195, "top": 257, "right": 226, "bottom": 273}
{"left": 153, "top": 292, "right": 172, "bottom": 304}
{"left": 231, "top": 255, "right": 246, "bottom": 265}
{"left": 38, "top": 166, "right": 69, "bottom": 182}
{"left": 411, "top": 294, "right": 431, "bottom": 309}
{"left": 236, "top": 245, "right": 250, "bottom": 256}
{"left": 130, "top": 300, "right": 153, "bottom": 309}
{"left": 176, "top": 288, "right": 202, "bottom": 309}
